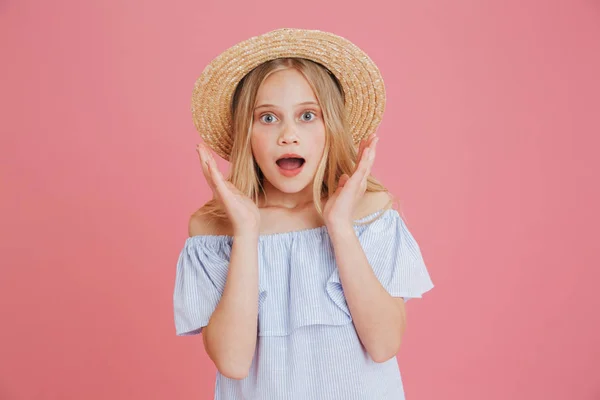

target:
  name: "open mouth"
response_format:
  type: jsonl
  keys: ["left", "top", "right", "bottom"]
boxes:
{"left": 276, "top": 157, "right": 305, "bottom": 170}
{"left": 275, "top": 155, "right": 306, "bottom": 177}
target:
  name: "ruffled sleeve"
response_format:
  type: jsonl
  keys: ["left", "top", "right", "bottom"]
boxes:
{"left": 356, "top": 210, "right": 434, "bottom": 302}
{"left": 172, "top": 236, "right": 233, "bottom": 336}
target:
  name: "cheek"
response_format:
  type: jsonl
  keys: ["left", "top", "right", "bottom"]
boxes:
{"left": 309, "top": 124, "right": 327, "bottom": 156}
{"left": 250, "top": 132, "right": 271, "bottom": 164}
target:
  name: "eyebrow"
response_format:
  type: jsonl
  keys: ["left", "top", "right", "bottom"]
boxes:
{"left": 254, "top": 101, "right": 320, "bottom": 110}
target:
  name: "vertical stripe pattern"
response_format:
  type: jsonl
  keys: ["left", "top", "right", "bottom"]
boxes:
{"left": 173, "top": 209, "right": 434, "bottom": 399}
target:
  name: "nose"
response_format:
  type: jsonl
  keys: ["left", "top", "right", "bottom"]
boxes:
{"left": 277, "top": 123, "right": 299, "bottom": 145}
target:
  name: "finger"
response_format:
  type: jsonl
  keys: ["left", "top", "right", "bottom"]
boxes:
{"left": 347, "top": 148, "right": 369, "bottom": 187}
{"left": 357, "top": 134, "right": 374, "bottom": 164}
{"left": 334, "top": 174, "right": 350, "bottom": 195}
{"left": 369, "top": 136, "right": 378, "bottom": 162}
{"left": 338, "top": 174, "right": 350, "bottom": 188}
{"left": 360, "top": 134, "right": 377, "bottom": 161}
{"left": 367, "top": 134, "right": 377, "bottom": 155}
{"left": 197, "top": 144, "right": 217, "bottom": 191}
{"left": 358, "top": 140, "right": 376, "bottom": 176}
{"left": 207, "top": 155, "right": 227, "bottom": 193}
{"left": 366, "top": 133, "right": 377, "bottom": 147}
{"left": 363, "top": 137, "right": 378, "bottom": 179}
{"left": 357, "top": 138, "right": 366, "bottom": 163}
{"left": 345, "top": 136, "right": 377, "bottom": 192}
{"left": 208, "top": 157, "right": 241, "bottom": 210}
{"left": 196, "top": 143, "right": 207, "bottom": 169}
{"left": 360, "top": 147, "right": 371, "bottom": 169}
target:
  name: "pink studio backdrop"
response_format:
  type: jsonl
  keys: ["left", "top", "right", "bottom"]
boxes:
{"left": 1, "top": 0, "right": 599, "bottom": 399}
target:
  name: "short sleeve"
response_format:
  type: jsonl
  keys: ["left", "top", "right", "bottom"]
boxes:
{"left": 357, "top": 210, "right": 434, "bottom": 302}
{"left": 172, "top": 237, "right": 232, "bottom": 336}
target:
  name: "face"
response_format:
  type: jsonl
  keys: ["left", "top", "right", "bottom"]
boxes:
{"left": 250, "top": 68, "right": 326, "bottom": 196}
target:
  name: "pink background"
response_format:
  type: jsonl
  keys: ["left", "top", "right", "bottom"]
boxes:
{"left": 1, "top": 0, "right": 599, "bottom": 399}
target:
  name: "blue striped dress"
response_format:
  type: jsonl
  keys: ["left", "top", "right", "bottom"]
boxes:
{"left": 173, "top": 208, "right": 434, "bottom": 399}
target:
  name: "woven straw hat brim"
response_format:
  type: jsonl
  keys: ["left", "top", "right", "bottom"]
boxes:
{"left": 191, "top": 28, "right": 386, "bottom": 161}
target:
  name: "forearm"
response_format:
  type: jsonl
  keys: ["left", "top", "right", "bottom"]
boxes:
{"left": 203, "top": 234, "right": 259, "bottom": 379}
{"left": 328, "top": 224, "right": 406, "bottom": 363}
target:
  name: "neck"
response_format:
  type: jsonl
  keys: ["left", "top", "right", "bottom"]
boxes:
{"left": 259, "top": 180, "right": 316, "bottom": 210}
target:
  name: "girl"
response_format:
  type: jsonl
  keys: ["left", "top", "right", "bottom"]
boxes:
{"left": 174, "top": 28, "right": 434, "bottom": 399}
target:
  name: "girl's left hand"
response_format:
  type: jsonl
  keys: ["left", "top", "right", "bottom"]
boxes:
{"left": 323, "top": 133, "right": 379, "bottom": 228}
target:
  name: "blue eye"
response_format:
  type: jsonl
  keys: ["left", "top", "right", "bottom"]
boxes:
{"left": 260, "top": 113, "right": 278, "bottom": 124}
{"left": 302, "top": 111, "right": 316, "bottom": 121}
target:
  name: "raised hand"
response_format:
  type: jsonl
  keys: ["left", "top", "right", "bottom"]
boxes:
{"left": 196, "top": 142, "right": 261, "bottom": 237}
{"left": 323, "top": 133, "right": 379, "bottom": 228}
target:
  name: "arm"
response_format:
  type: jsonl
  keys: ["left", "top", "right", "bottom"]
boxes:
{"left": 201, "top": 232, "right": 259, "bottom": 380}
{"left": 322, "top": 134, "right": 405, "bottom": 363}
{"left": 328, "top": 223, "right": 407, "bottom": 363}
{"left": 192, "top": 142, "right": 262, "bottom": 380}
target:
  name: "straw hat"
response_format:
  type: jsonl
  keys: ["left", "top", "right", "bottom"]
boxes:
{"left": 191, "top": 28, "right": 386, "bottom": 161}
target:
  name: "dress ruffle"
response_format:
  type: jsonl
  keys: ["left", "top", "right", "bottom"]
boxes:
{"left": 173, "top": 209, "right": 434, "bottom": 337}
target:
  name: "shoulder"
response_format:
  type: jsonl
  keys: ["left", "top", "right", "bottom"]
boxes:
{"left": 188, "top": 208, "right": 233, "bottom": 237}
{"left": 354, "top": 190, "right": 394, "bottom": 220}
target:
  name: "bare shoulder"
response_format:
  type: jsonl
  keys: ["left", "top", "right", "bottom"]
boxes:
{"left": 188, "top": 209, "right": 232, "bottom": 237}
{"left": 355, "top": 191, "right": 394, "bottom": 219}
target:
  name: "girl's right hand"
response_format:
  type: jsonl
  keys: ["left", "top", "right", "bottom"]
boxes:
{"left": 196, "top": 142, "right": 261, "bottom": 237}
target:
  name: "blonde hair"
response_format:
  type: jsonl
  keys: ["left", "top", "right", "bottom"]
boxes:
{"left": 194, "top": 57, "right": 398, "bottom": 226}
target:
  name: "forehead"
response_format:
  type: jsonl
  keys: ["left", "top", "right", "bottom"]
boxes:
{"left": 255, "top": 68, "right": 317, "bottom": 104}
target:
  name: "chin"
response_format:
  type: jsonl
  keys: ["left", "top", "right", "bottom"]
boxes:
{"left": 271, "top": 179, "right": 312, "bottom": 194}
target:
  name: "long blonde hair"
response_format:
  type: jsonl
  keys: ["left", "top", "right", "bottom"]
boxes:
{"left": 194, "top": 58, "right": 397, "bottom": 224}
